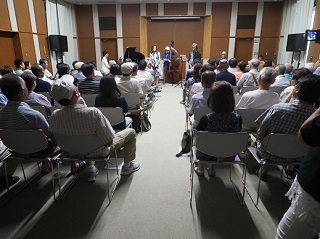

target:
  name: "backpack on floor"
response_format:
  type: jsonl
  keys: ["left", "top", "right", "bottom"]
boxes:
{"left": 128, "top": 114, "right": 141, "bottom": 133}
{"left": 141, "top": 112, "right": 151, "bottom": 132}
{"left": 176, "top": 130, "right": 191, "bottom": 157}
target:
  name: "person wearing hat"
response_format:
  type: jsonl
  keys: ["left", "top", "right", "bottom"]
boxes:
{"left": 237, "top": 58, "right": 261, "bottom": 92}
{"left": 117, "top": 62, "right": 144, "bottom": 100}
{"left": 0, "top": 73, "right": 56, "bottom": 188}
{"left": 216, "top": 59, "right": 236, "bottom": 86}
{"left": 78, "top": 63, "right": 102, "bottom": 95}
{"left": 49, "top": 80, "right": 141, "bottom": 181}
{"left": 162, "top": 45, "right": 178, "bottom": 84}
{"left": 71, "top": 61, "right": 86, "bottom": 81}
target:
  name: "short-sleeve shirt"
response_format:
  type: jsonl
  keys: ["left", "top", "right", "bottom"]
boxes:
{"left": 235, "top": 89, "right": 279, "bottom": 110}
{"left": 255, "top": 100, "right": 316, "bottom": 162}
{"left": 35, "top": 79, "right": 51, "bottom": 92}
{"left": 49, "top": 104, "right": 114, "bottom": 157}
{"left": 78, "top": 76, "right": 102, "bottom": 95}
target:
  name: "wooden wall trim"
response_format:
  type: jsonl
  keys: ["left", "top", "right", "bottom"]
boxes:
{"left": 13, "top": 0, "right": 32, "bottom": 33}
{"left": 203, "top": 16, "right": 212, "bottom": 59}
{"left": 0, "top": 1, "right": 12, "bottom": 31}
{"left": 140, "top": 17, "right": 148, "bottom": 56}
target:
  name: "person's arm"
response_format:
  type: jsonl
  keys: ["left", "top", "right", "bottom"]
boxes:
{"left": 255, "top": 108, "right": 273, "bottom": 140}
{"left": 298, "top": 107, "right": 320, "bottom": 143}
{"left": 196, "top": 115, "right": 208, "bottom": 131}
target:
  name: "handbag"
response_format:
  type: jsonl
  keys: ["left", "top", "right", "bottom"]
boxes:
{"left": 141, "top": 112, "right": 151, "bottom": 132}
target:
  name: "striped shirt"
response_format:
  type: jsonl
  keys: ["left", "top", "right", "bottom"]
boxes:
{"left": 0, "top": 101, "right": 49, "bottom": 135}
{"left": 49, "top": 104, "right": 114, "bottom": 157}
{"left": 255, "top": 100, "right": 316, "bottom": 162}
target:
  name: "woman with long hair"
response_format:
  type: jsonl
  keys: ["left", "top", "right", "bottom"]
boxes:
{"left": 150, "top": 45, "right": 161, "bottom": 85}
{"left": 95, "top": 74, "right": 132, "bottom": 130}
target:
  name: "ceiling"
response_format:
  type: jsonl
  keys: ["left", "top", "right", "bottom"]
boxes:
{"left": 65, "top": 0, "right": 282, "bottom": 5}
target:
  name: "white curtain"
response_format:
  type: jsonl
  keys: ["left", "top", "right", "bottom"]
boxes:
{"left": 277, "top": 0, "right": 314, "bottom": 67}
{"left": 46, "top": 0, "right": 78, "bottom": 74}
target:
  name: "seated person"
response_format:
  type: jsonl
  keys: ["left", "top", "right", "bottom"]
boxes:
{"left": 271, "top": 64, "right": 290, "bottom": 87}
{"left": 195, "top": 81, "right": 242, "bottom": 177}
{"left": 137, "top": 59, "right": 154, "bottom": 88}
{"left": 49, "top": 80, "right": 140, "bottom": 181}
{"left": 181, "top": 63, "right": 203, "bottom": 104}
{"left": 110, "top": 63, "right": 121, "bottom": 83}
{"left": 95, "top": 74, "right": 132, "bottom": 130}
{"left": 233, "top": 61, "right": 246, "bottom": 82}
{"left": 254, "top": 74, "right": 320, "bottom": 181}
{"left": 237, "top": 59, "right": 260, "bottom": 92}
{"left": 0, "top": 65, "right": 14, "bottom": 79}
{"left": 78, "top": 63, "right": 102, "bottom": 95}
{"left": 188, "top": 71, "right": 216, "bottom": 128}
{"left": 0, "top": 74, "right": 56, "bottom": 188}
{"left": 39, "top": 58, "right": 54, "bottom": 84}
{"left": 279, "top": 68, "right": 311, "bottom": 103}
{"left": 14, "top": 59, "right": 25, "bottom": 76}
{"left": 71, "top": 61, "right": 86, "bottom": 82}
{"left": 21, "top": 72, "right": 52, "bottom": 114}
{"left": 235, "top": 67, "right": 279, "bottom": 110}
{"left": 216, "top": 59, "right": 236, "bottom": 86}
{"left": 189, "top": 64, "right": 215, "bottom": 97}
{"left": 31, "top": 64, "right": 51, "bottom": 93}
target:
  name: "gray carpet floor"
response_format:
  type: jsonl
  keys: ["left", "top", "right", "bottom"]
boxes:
{"left": 0, "top": 84, "right": 291, "bottom": 239}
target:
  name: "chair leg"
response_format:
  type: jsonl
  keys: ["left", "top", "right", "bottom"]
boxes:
{"left": 256, "top": 168, "right": 262, "bottom": 206}
{"left": 189, "top": 162, "right": 195, "bottom": 207}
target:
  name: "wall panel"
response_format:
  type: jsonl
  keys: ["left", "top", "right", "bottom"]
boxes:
{"left": 258, "top": 37, "right": 279, "bottom": 62}
{"left": 77, "top": 39, "right": 96, "bottom": 62}
{"left": 76, "top": 5, "right": 94, "bottom": 38}
{"left": 99, "top": 4, "right": 117, "bottom": 39}
{"left": 0, "top": 1, "right": 11, "bottom": 31}
{"left": 33, "top": 0, "right": 47, "bottom": 34}
{"left": 210, "top": 37, "right": 229, "bottom": 59}
{"left": 13, "top": 0, "right": 32, "bottom": 33}
{"left": 146, "top": 3, "right": 158, "bottom": 16}
{"left": 19, "top": 33, "right": 36, "bottom": 64}
{"left": 164, "top": 3, "right": 188, "bottom": 15}
{"left": 0, "top": 32, "right": 16, "bottom": 67}
{"left": 212, "top": 3, "right": 232, "bottom": 37}
{"left": 260, "top": 2, "right": 283, "bottom": 38}
{"left": 194, "top": 3, "right": 206, "bottom": 16}
{"left": 122, "top": 4, "right": 140, "bottom": 38}
{"left": 238, "top": 2, "right": 257, "bottom": 15}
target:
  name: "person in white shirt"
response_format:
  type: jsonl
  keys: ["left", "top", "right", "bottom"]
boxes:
{"left": 101, "top": 50, "right": 110, "bottom": 75}
{"left": 271, "top": 64, "right": 290, "bottom": 87}
{"left": 39, "top": 59, "right": 54, "bottom": 84}
{"left": 227, "top": 58, "right": 238, "bottom": 73}
{"left": 131, "top": 63, "right": 150, "bottom": 94}
{"left": 236, "top": 67, "right": 279, "bottom": 110}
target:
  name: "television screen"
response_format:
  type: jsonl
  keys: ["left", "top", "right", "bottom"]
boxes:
{"left": 305, "top": 30, "right": 318, "bottom": 41}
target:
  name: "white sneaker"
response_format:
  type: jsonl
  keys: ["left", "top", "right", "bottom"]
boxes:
{"left": 121, "top": 161, "right": 140, "bottom": 176}
{"left": 86, "top": 165, "right": 99, "bottom": 182}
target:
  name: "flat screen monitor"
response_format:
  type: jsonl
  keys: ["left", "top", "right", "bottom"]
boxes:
{"left": 305, "top": 29, "right": 319, "bottom": 41}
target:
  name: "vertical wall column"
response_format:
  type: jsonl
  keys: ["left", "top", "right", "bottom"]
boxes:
{"left": 28, "top": 0, "right": 41, "bottom": 62}
{"left": 228, "top": 2, "right": 238, "bottom": 59}
{"left": 188, "top": 3, "right": 193, "bottom": 15}
{"left": 158, "top": 3, "right": 164, "bottom": 16}
{"left": 252, "top": 2, "right": 264, "bottom": 59}
{"left": 92, "top": 4, "right": 101, "bottom": 70}
{"left": 116, "top": 4, "right": 124, "bottom": 58}
{"left": 7, "top": 0, "right": 18, "bottom": 31}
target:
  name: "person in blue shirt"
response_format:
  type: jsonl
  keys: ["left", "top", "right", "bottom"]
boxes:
{"left": 162, "top": 46, "right": 178, "bottom": 84}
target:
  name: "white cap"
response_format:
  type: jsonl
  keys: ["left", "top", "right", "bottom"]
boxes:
{"left": 51, "top": 80, "right": 76, "bottom": 101}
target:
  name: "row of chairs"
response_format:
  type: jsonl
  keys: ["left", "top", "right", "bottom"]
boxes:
{"left": 188, "top": 108, "right": 309, "bottom": 207}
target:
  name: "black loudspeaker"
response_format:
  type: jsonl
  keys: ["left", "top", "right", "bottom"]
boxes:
{"left": 49, "top": 35, "right": 68, "bottom": 52}
{"left": 286, "top": 33, "right": 306, "bottom": 52}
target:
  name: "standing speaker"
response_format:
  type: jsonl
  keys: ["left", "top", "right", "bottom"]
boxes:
{"left": 286, "top": 33, "right": 306, "bottom": 52}
{"left": 49, "top": 35, "right": 61, "bottom": 51}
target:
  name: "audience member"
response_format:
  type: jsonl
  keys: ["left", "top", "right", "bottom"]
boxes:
{"left": 254, "top": 74, "right": 320, "bottom": 181}
{"left": 234, "top": 61, "right": 246, "bottom": 82}
{"left": 110, "top": 63, "right": 121, "bottom": 83}
{"left": 89, "top": 61, "right": 103, "bottom": 77}
{"left": 31, "top": 64, "right": 51, "bottom": 93}
{"left": 258, "top": 55, "right": 265, "bottom": 72}
{"left": 263, "top": 59, "right": 273, "bottom": 67}
{"left": 284, "top": 63, "right": 294, "bottom": 80}
{"left": 117, "top": 62, "right": 144, "bottom": 99}
{"left": 195, "top": 81, "right": 242, "bottom": 177}
{"left": 216, "top": 59, "right": 236, "bottom": 86}
{"left": 188, "top": 71, "right": 216, "bottom": 128}
{"left": 21, "top": 72, "right": 52, "bottom": 112}
{"left": 49, "top": 80, "right": 140, "bottom": 180}
{"left": 14, "top": 59, "right": 25, "bottom": 76}
{"left": 71, "top": 61, "right": 86, "bottom": 81}
{"left": 95, "top": 74, "right": 132, "bottom": 130}
{"left": 24, "top": 61, "right": 32, "bottom": 73}
{"left": 78, "top": 63, "right": 102, "bottom": 95}
{"left": 0, "top": 74, "right": 55, "bottom": 188}
{"left": 131, "top": 62, "right": 150, "bottom": 95}
{"left": 235, "top": 67, "right": 279, "bottom": 109}
{"left": 220, "top": 51, "right": 227, "bottom": 60}
{"left": 0, "top": 66, "right": 14, "bottom": 79}
{"left": 313, "top": 60, "right": 320, "bottom": 75}
{"left": 279, "top": 68, "right": 311, "bottom": 103}
{"left": 227, "top": 58, "right": 238, "bottom": 73}
{"left": 304, "top": 62, "right": 317, "bottom": 73}
{"left": 189, "top": 64, "right": 215, "bottom": 96}
{"left": 137, "top": 59, "right": 154, "bottom": 89}
{"left": 271, "top": 64, "right": 290, "bottom": 87}
{"left": 181, "top": 63, "right": 202, "bottom": 104}
{"left": 237, "top": 58, "right": 260, "bottom": 92}
{"left": 275, "top": 107, "right": 320, "bottom": 239}
{"left": 39, "top": 59, "right": 54, "bottom": 83}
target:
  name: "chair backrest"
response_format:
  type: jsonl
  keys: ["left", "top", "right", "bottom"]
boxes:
{"left": 194, "top": 107, "right": 212, "bottom": 122}
{"left": 232, "top": 85, "right": 238, "bottom": 94}
{"left": 0, "top": 129, "right": 48, "bottom": 154}
{"left": 196, "top": 132, "right": 248, "bottom": 157}
{"left": 82, "top": 94, "right": 98, "bottom": 107}
{"left": 264, "top": 133, "right": 309, "bottom": 159}
{"left": 96, "top": 107, "right": 125, "bottom": 126}
{"left": 53, "top": 133, "right": 104, "bottom": 155}
{"left": 122, "top": 93, "right": 140, "bottom": 108}
{"left": 269, "top": 86, "right": 287, "bottom": 95}
{"left": 236, "top": 108, "right": 266, "bottom": 129}
{"left": 30, "top": 105, "right": 49, "bottom": 120}
{"left": 240, "top": 86, "right": 258, "bottom": 94}
{"left": 39, "top": 92, "right": 52, "bottom": 102}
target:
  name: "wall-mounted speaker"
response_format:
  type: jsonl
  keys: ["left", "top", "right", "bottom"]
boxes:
{"left": 286, "top": 33, "right": 306, "bottom": 52}
{"left": 49, "top": 35, "right": 68, "bottom": 52}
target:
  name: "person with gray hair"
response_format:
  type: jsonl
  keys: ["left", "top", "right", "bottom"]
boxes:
{"left": 235, "top": 67, "right": 279, "bottom": 109}
{"left": 271, "top": 64, "right": 290, "bottom": 87}
{"left": 237, "top": 58, "right": 260, "bottom": 92}
{"left": 284, "top": 63, "right": 294, "bottom": 80}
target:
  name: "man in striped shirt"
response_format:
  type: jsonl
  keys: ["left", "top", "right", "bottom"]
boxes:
{"left": 78, "top": 63, "right": 102, "bottom": 95}
{"left": 49, "top": 80, "right": 140, "bottom": 182}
